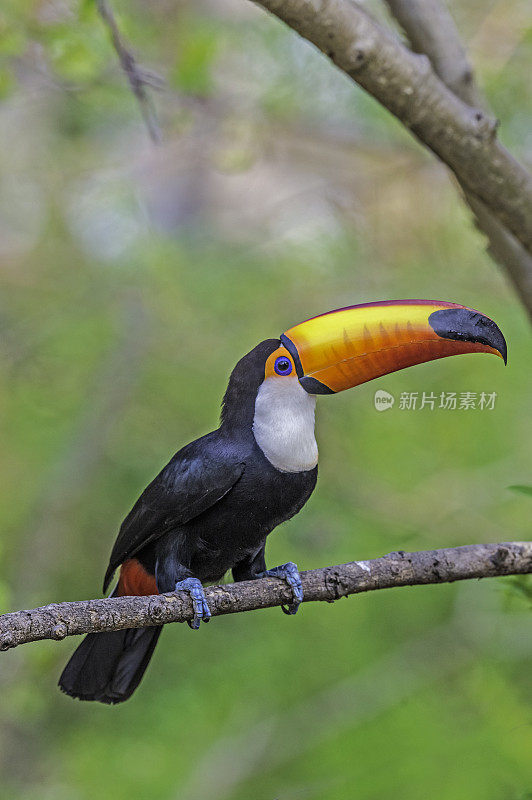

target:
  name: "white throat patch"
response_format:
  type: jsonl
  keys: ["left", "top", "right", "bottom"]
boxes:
{"left": 252, "top": 377, "right": 318, "bottom": 473}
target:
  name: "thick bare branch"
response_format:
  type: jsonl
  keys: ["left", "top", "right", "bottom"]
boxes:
{"left": 1, "top": 542, "right": 530, "bottom": 651}
{"left": 248, "top": 0, "right": 532, "bottom": 257}
{"left": 383, "top": 0, "right": 483, "bottom": 106}
{"left": 384, "top": 0, "right": 532, "bottom": 322}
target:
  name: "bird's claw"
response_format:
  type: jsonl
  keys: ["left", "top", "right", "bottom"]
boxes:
{"left": 259, "top": 561, "right": 303, "bottom": 615}
{"left": 175, "top": 578, "right": 211, "bottom": 630}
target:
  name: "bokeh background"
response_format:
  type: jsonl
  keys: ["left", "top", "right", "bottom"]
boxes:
{"left": 0, "top": 1, "right": 531, "bottom": 798}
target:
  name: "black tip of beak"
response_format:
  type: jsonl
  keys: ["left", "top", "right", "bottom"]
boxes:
{"left": 428, "top": 308, "right": 507, "bottom": 365}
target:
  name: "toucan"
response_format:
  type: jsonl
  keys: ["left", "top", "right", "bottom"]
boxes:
{"left": 59, "top": 300, "right": 506, "bottom": 703}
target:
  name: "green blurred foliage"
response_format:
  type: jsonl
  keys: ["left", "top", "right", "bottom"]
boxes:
{"left": 504, "top": 576, "right": 532, "bottom": 608}
{"left": 171, "top": 13, "right": 221, "bottom": 96}
{"left": 0, "top": 1, "right": 530, "bottom": 799}
{"left": 509, "top": 485, "right": 532, "bottom": 497}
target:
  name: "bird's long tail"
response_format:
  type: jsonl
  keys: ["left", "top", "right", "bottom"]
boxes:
{"left": 58, "top": 623, "right": 162, "bottom": 704}
{"left": 60, "top": 560, "right": 162, "bottom": 704}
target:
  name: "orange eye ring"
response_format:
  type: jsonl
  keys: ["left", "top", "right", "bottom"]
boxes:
{"left": 264, "top": 347, "right": 295, "bottom": 379}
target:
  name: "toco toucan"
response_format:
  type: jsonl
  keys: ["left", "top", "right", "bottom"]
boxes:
{"left": 59, "top": 299, "right": 506, "bottom": 703}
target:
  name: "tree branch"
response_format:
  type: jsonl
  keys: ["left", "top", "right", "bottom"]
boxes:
{"left": 248, "top": 0, "right": 532, "bottom": 257}
{"left": 383, "top": 0, "right": 532, "bottom": 323}
{"left": 383, "top": 0, "right": 483, "bottom": 106}
{"left": 1, "top": 542, "right": 530, "bottom": 651}
{"left": 97, "top": 0, "right": 162, "bottom": 144}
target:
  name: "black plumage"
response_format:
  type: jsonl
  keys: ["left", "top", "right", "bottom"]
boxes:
{"left": 60, "top": 339, "right": 317, "bottom": 703}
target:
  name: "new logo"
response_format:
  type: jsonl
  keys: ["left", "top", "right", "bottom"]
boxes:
{"left": 374, "top": 390, "right": 395, "bottom": 411}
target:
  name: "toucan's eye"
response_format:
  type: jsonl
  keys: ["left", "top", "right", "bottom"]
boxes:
{"left": 274, "top": 356, "right": 293, "bottom": 376}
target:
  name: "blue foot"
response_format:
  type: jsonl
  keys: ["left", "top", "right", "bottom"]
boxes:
{"left": 175, "top": 578, "right": 211, "bottom": 630}
{"left": 258, "top": 561, "right": 303, "bottom": 615}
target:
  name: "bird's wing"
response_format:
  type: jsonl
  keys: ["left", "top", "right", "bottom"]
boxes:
{"left": 103, "top": 445, "right": 245, "bottom": 592}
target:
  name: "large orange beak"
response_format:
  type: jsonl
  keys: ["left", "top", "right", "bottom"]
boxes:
{"left": 281, "top": 300, "right": 507, "bottom": 394}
